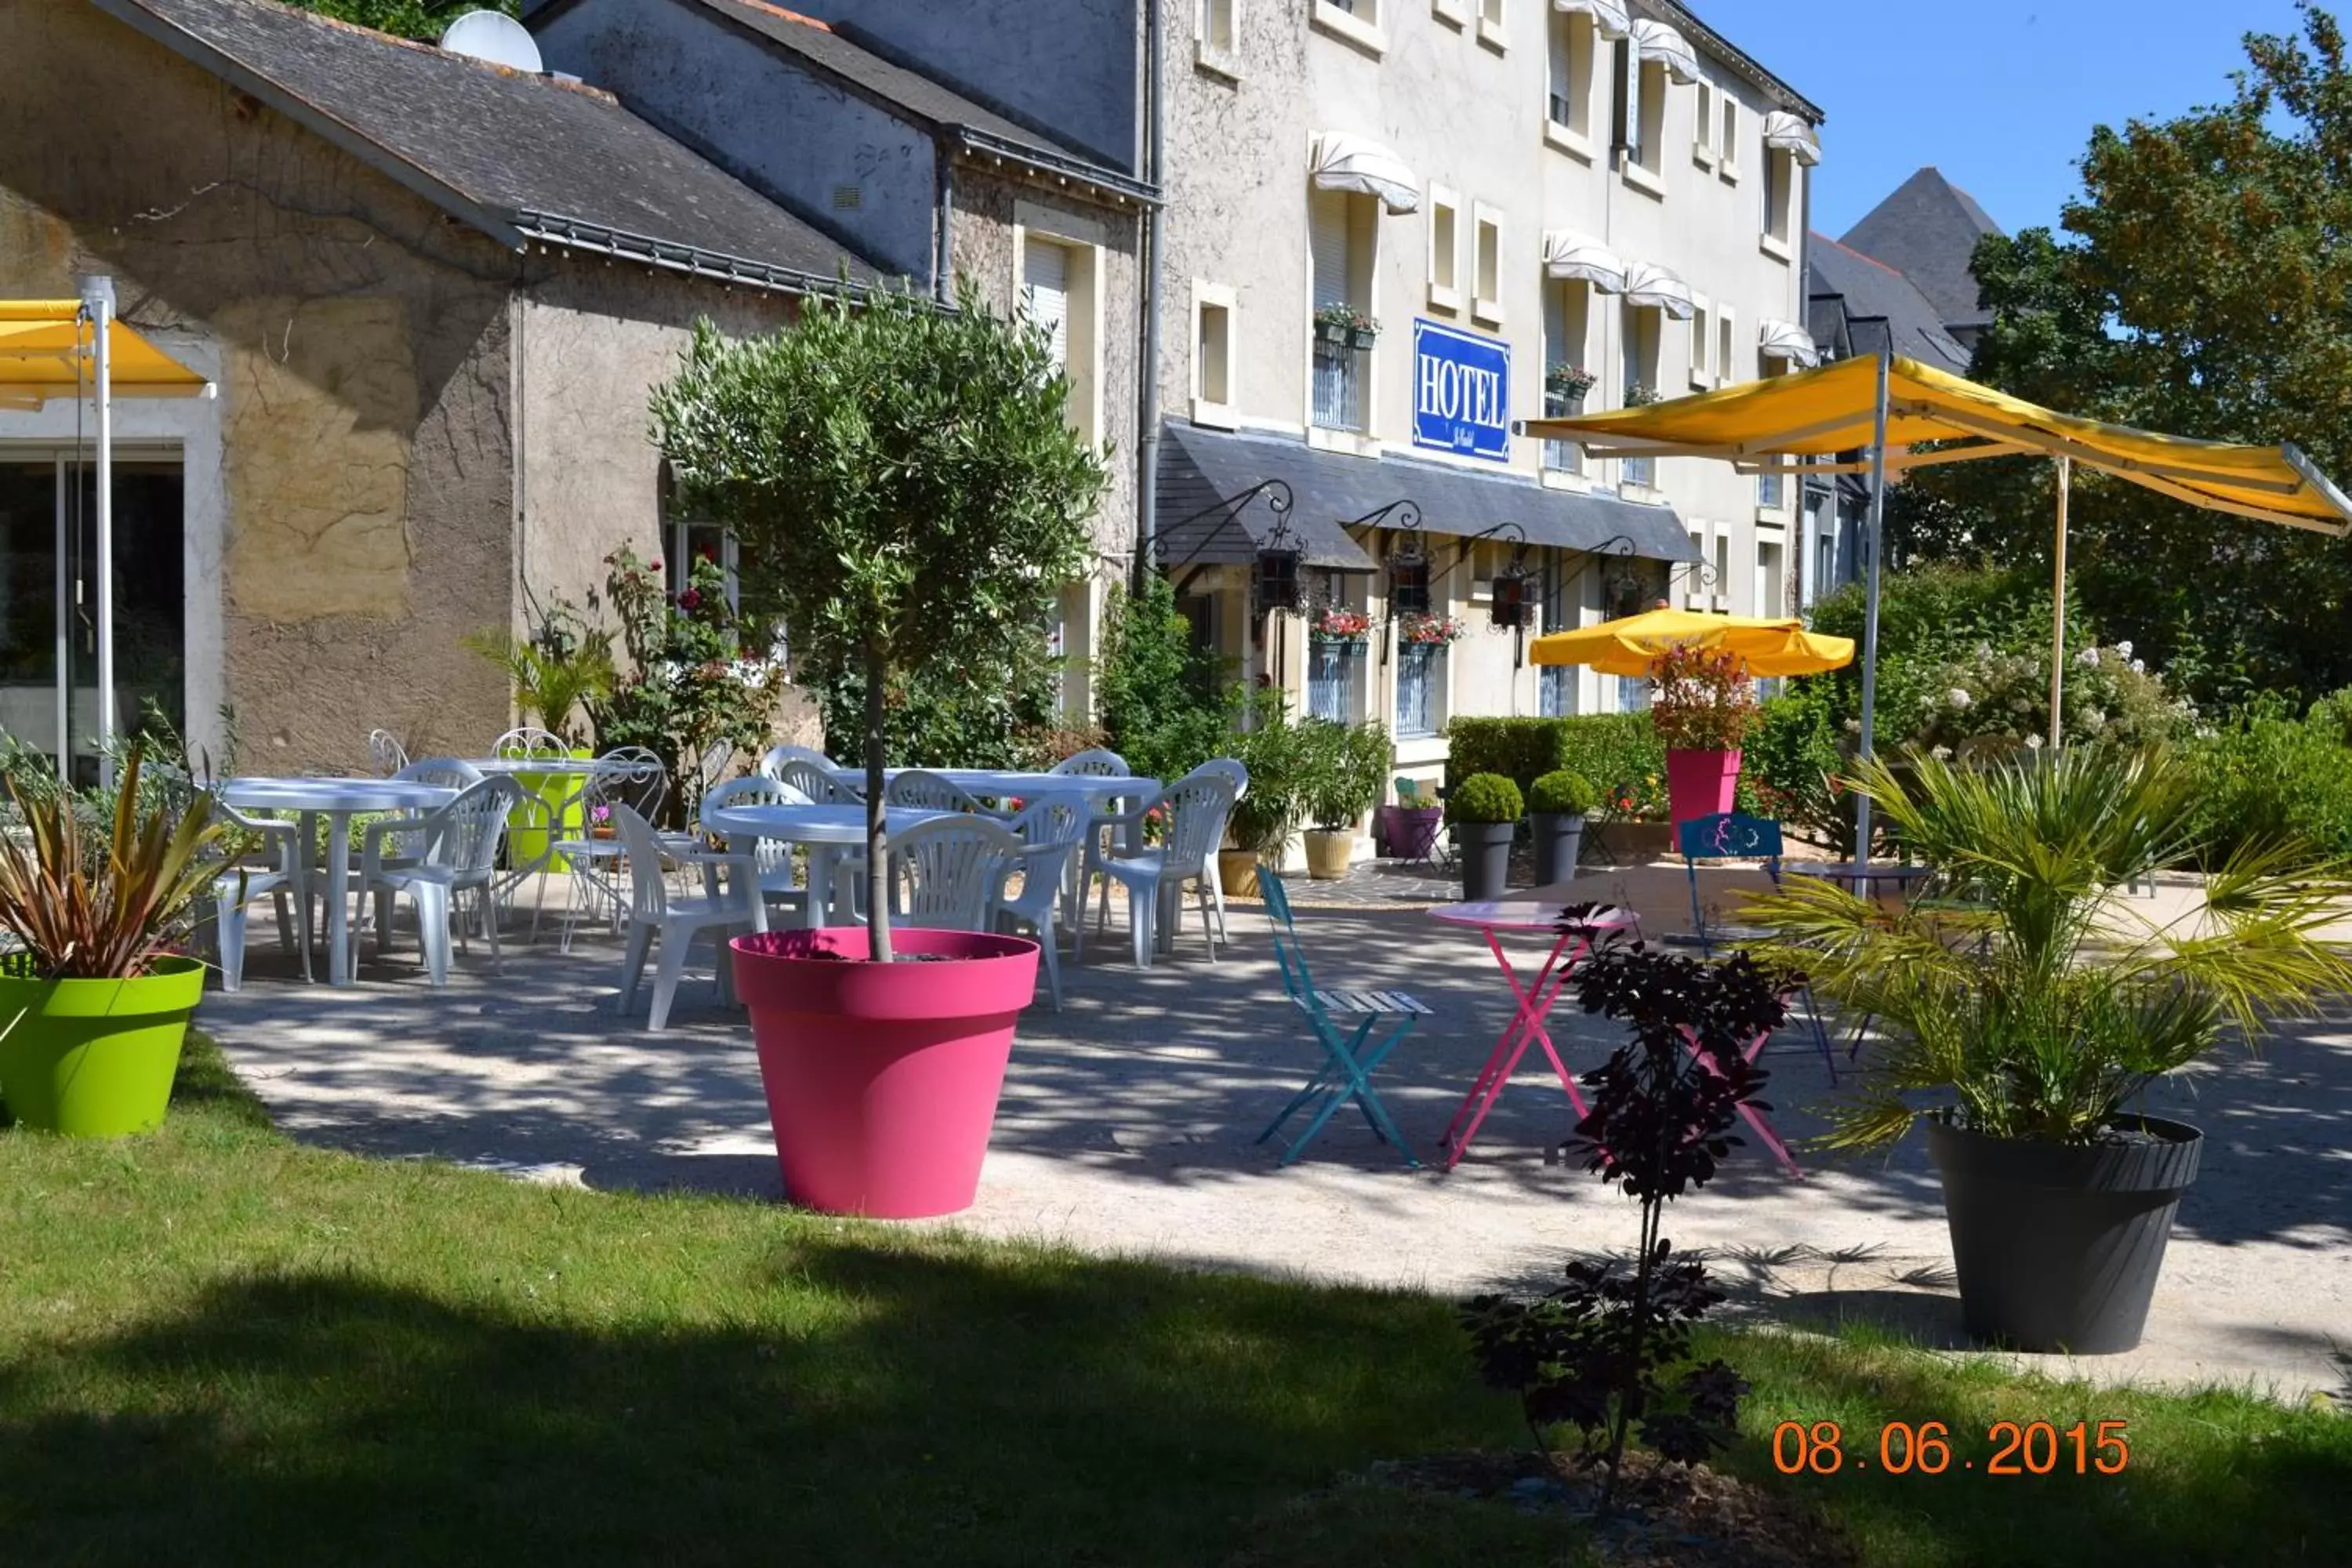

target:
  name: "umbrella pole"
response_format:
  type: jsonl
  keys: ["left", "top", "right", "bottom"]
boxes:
{"left": 2048, "top": 456, "right": 2070, "bottom": 751}
{"left": 1853, "top": 350, "right": 1890, "bottom": 880}
{"left": 79, "top": 275, "right": 117, "bottom": 791}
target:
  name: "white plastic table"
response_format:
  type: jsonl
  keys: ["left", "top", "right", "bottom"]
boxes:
{"left": 217, "top": 776, "right": 458, "bottom": 987}
{"left": 702, "top": 802, "right": 951, "bottom": 927}
{"left": 821, "top": 767, "right": 1159, "bottom": 811}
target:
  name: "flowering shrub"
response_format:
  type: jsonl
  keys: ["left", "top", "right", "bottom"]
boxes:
{"left": 1544, "top": 363, "right": 1599, "bottom": 400}
{"left": 588, "top": 543, "right": 787, "bottom": 801}
{"left": 1312, "top": 603, "right": 1372, "bottom": 640}
{"left": 1650, "top": 644, "right": 1760, "bottom": 752}
{"left": 1906, "top": 638, "right": 2188, "bottom": 756}
{"left": 1400, "top": 613, "right": 1468, "bottom": 646}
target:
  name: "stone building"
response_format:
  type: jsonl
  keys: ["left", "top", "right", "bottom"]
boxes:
{"left": 530, "top": 0, "right": 1156, "bottom": 717}
{"left": 0, "top": 0, "right": 869, "bottom": 778}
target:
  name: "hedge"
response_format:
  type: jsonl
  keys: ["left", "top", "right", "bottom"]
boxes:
{"left": 1443, "top": 715, "right": 1668, "bottom": 815}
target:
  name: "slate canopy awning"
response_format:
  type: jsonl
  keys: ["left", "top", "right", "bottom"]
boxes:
{"left": 1310, "top": 132, "right": 1419, "bottom": 215}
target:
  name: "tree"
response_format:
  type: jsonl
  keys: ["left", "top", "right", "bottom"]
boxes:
{"left": 1898, "top": 3, "right": 2352, "bottom": 711}
{"left": 282, "top": 1, "right": 518, "bottom": 42}
{"left": 652, "top": 283, "right": 1105, "bottom": 960}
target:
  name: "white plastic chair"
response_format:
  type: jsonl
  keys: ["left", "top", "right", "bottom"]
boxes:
{"left": 356, "top": 776, "right": 521, "bottom": 986}
{"left": 613, "top": 804, "right": 765, "bottom": 1032}
{"left": 758, "top": 743, "right": 837, "bottom": 779}
{"left": 1081, "top": 769, "right": 1239, "bottom": 967}
{"left": 701, "top": 775, "right": 813, "bottom": 926}
{"left": 992, "top": 792, "right": 1088, "bottom": 1009}
{"left": 884, "top": 768, "right": 993, "bottom": 815}
{"left": 371, "top": 757, "right": 487, "bottom": 871}
{"left": 367, "top": 729, "right": 410, "bottom": 776}
{"left": 210, "top": 797, "right": 312, "bottom": 991}
{"left": 771, "top": 757, "right": 858, "bottom": 805}
{"left": 888, "top": 815, "right": 1021, "bottom": 931}
{"left": 1194, "top": 757, "right": 1250, "bottom": 942}
{"left": 1050, "top": 748, "right": 1129, "bottom": 777}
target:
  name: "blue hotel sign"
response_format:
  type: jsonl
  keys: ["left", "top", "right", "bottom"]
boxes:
{"left": 1411, "top": 318, "right": 1511, "bottom": 463}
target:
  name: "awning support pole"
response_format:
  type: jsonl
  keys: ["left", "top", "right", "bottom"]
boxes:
{"left": 1853, "top": 349, "right": 1890, "bottom": 881}
{"left": 2048, "top": 456, "right": 2070, "bottom": 751}
{"left": 79, "top": 274, "right": 117, "bottom": 790}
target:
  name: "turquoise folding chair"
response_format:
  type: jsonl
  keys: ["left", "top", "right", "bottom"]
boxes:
{"left": 1256, "top": 869, "right": 1428, "bottom": 1167}
{"left": 1676, "top": 811, "right": 1839, "bottom": 1081}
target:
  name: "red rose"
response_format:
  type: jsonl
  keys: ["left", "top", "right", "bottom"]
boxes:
{"left": 649, "top": 558, "right": 663, "bottom": 572}
{"left": 679, "top": 587, "right": 702, "bottom": 609}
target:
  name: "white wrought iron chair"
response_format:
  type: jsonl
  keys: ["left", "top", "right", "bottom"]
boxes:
{"left": 547, "top": 747, "right": 670, "bottom": 944}
{"left": 884, "top": 768, "right": 993, "bottom": 815}
{"left": 888, "top": 815, "right": 1022, "bottom": 932}
{"left": 1081, "top": 768, "right": 1239, "bottom": 967}
{"left": 613, "top": 804, "right": 765, "bottom": 1032}
{"left": 990, "top": 792, "right": 1089, "bottom": 1009}
{"left": 355, "top": 775, "right": 521, "bottom": 986}
{"left": 367, "top": 729, "right": 410, "bottom": 776}
{"left": 209, "top": 797, "right": 312, "bottom": 990}
{"left": 700, "top": 775, "right": 813, "bottom": 927}
{"left": 490, "top": 728, "right": 585, "bottom": 928}
{"left": 758, "top": 743, "right": 838, "bottom": 779}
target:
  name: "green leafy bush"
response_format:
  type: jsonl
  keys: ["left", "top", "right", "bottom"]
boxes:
{"left": 1446, "top": 772, "right": 1523, "bottom": 824}
{"left": 1526, "top": 768, "right": 1599, "bottom": 817}
{"left": 1300, "top": 720, "right": 1390, "bottom": 829}
{"left": 2183, "top": 692, "right": 2352, "bottom": 866}
{"left": 1225, "top": 699, "right": 1315, "bottom": 856}
{"left": 1740, "top": 691, "right": 1848, "bottom": 847}
{"left": 1445, "top": 713, "right": 1666, "bottom": 815}
{"left": 1096, "top": 575, "right": 1240, "bottom": 785}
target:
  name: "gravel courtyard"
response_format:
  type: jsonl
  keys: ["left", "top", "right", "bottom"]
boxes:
{"left": 200, "top": 864, "right": 2352, "bottom": 1405}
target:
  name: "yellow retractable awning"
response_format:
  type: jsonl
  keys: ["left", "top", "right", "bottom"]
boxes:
{"left": 1531, "top": 607, "right": 1855, "bottom": 677}
{"left": 1519, "top": 353, "right": 2352, "bottom": 535}
{"left": 0, "top": 300, "right": 210, "bottom": 410}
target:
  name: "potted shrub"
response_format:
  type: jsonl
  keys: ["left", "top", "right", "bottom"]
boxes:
{"left": 0, "top": 750, "right": 217, "bottom": 1137}
{"left": 1301, "top": 720, "right": 1389, "bottom": 880}
{"left": 652, "top": 281, "right": 1103, "bottom": 1219}
{"left": 1219, "top": 703, "right": 1306, "bottom": 896}
{"left": 1652, "top": 642, "right": 1759, "bottom": 827}
{"left": 465, "top": 614, "right": 614, "bottom": 869}
{"left": 1446, "top": 772, "right": 1522, "bottom": 901}
{"left": 1527, "top": 768, "right": 1599, "bottom": 884}
{"left": 1544, "top": 362, "right": 1599, "bottom": 416}
{"left": 1748, "top": 746, "right": 2352, "bottom": 1352}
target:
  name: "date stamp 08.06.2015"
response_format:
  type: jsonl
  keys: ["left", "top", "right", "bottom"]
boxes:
{"left": 1772, "top": 1420, "right": 2130, "bottom": 1477}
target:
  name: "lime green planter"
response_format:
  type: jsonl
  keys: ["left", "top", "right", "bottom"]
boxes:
{"left": 509, "top": 748, "right": 592, "bottom": 873}
{"left": 0, "top": 955, "right": 204, "bottom": 1137}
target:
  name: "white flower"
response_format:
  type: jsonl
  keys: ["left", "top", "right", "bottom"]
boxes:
{"left": 1947, "top": 688, "right": 1973, "bottom": 709}
{"left": 1930, "top": 745, "right": 1953, "bottom": 760}
{"left": 2026, "top": 732, "right": 2045, "bottom": 750}
{"left": 2078, "top": 647, "right": 2101, "bottom": 667}
{"left": 2116, "top": 640, "right": 2133, "bottom": 659}
{"left": 2130, "top": 659, "right": 2146, "bottom": 674}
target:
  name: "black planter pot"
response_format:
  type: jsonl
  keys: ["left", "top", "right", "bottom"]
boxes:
{"left": 1926, "top": 1115, "right": 2203, "bottom": 1354}
{"left": 1454, "top": 820, "right": 1515, "bottom": 901}
{"left": 1530, "top": 813, "right": 1587, "bottom": 885}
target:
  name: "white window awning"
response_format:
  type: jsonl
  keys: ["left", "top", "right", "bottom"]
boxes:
{"left": 1310, "top": 132, "right": 1419, "bottom": 215}
{"left": 1762, "top": 110, "right": 1822, "bottom": 166}
{"left": 1621, "top": 260, "right": 1695, "bottom": 321}
{"left": 1542, "top": 229, "right": 1626, "bottom": 292}
{"left": 1759, "top": 318, "right": 1820, "bottom": 368}
{"left": 1550, "top": 0, "right": 1630, "bottom": 40}
{"left": 1628, "top": 18, "right": 1700, "bottom": 85}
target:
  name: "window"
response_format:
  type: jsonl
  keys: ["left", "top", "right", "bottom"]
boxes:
{"left": 1719, "top": 96, "right": 1740, "bottom": 179}
{"left": 1546, "top": 11, "right": 1595, "bottom": 143}
{"left": 1472, "top": 205, "right": 1503, "bottom": 325}
{"left": 1428, "top": 185, "right": 1461, "bottom": 310}
{"left": 1621, "top": 300, "right": 1661, "bottom": 486}
{"left": 1762, "top": 147, "right": 1797, "bottom": 252}
{"left": 1200, "top": 0, "right": 1236, "bottom": 54}
{"left": 1396, "top": 641, "right": 1443, "bottom": 737}
{"left": 1717, "top": 307, "right": 1737, "bottom": 387}
{"left": 1542, "top": 277, "right": 1592, "bottom": 475}
{"left": 1714, "top": 532, "right": 1731, "bottom": 612}
{"left": 1683, "top": 528, "right": 1707, "bottom": 608}
{"left": 1693, "top": 80, "right": 1716, "bottom": 166}
{"left": 1618, "top": 47, "right": 1666, "bottom": 180}
{"left": 1308, "top": 636, "right": 1364, "bottom": 721}
{"left": 1476, "top": 0, "right": 1504, "bottom": 50}
{"left": 1539, "top": 663, "right": 1577, "bottom": 717}
{"left": 1756, "top": 538, "right": 1785, "bottom": 619}
{"left": 1193, "top": 280, "right": 1236, "bottom": 426}
{"left": 1310, "top": 187, "right": 1371, "bottom": 432}
{"left": 1688, "top": 296, "right": 1712, "bottom": 388}
{"left": 1312, "top": 0, "right": 1385, "bottom": 54}
{"left": 1022, "top": 230, "right": 1101, "bottom": 441}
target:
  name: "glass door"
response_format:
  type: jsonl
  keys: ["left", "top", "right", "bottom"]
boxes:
{"left": 0, "top": 454, "right": 184, "bottom": 785}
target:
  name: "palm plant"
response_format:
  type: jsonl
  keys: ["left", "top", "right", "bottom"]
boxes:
{"left": 1744, "top": 746, "right": 2352, "bottom": 1149}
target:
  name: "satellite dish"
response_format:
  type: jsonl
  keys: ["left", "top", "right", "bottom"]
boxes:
{"left": 438, "top": 10, "right": 545, "bottom": 74}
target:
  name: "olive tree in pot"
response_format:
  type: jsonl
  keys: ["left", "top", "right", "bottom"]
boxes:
{"left": 1748, "top": 746, "right": 2352, "bottom": 1352}
{"left": 652, "top": 282, "right": 1104, "bottom": 1219}
{"left": 1301, "top": 720, "right": 1390, "bottom": 880}
{"left": 1527, "top": 768, "right": 1599, "bottom": 885}
{"left": 0, "top": 749, "right": 219, "bottom": 1137}
{"left": 1448, "top": 772, "right": 1522, "bottom": 902}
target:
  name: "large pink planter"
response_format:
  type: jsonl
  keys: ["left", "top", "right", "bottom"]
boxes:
{"left": 731, "top": 927, "right": 1040, "bottom": 1218}
{"left": 1664, "top": 747, "right": 1742, "bottom": 826}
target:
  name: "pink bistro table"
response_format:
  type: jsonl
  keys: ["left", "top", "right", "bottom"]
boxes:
{"left": 1428, "top": 897, "right": 1640, "bottom": 1169}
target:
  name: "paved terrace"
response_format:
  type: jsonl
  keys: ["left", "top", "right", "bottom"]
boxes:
{"left": 201, "top": 862, "right": 2352, "bottom": 1404}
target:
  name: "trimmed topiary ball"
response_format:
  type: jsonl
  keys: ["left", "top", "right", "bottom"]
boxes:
{"left": 1528, "top": 768, "right": 1600, "bottom": 817}
{"left": 1446, "top": 772, "right": 1524, "bottom": 824}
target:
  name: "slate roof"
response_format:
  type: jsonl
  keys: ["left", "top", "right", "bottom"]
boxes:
{"left": 1838, "top": 167, "right": 2001, "bottom": 332}
{"left": 92, "top": 0, "right": 875, "bottom": 290}
{"left": 1807, "top": 234, "right": 1972, "bottom": 375}
{"left": 1156, "top": 423, "right": 1694, "bottom": 575}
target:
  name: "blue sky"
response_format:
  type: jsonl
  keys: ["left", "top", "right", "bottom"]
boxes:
{"left": 1695, "top": 0, "right": 2310, "bottom": 237}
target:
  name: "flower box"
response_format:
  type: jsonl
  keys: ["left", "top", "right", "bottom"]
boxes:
{"left": 1345, "top": 325, "right": 1380, "bottom": 350}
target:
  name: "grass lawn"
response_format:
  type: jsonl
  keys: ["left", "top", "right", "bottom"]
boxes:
{"left": 0, "top": 1036, "right": 2343, "bottom": 1566}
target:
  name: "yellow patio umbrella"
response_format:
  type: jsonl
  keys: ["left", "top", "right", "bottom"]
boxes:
{"left": 0, "top": 289, "right": 212, "bottom": 782}
{"left": 1530, "top": 606, "right": 1855, "bottom": 677}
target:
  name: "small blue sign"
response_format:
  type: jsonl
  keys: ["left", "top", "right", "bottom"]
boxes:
{"left": 1411, "top": 318, "right": 1512, "bottom": 463}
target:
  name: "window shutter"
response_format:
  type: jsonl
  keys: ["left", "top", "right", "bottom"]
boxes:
{"left": 1024, "top": 241, "right": 1071, "bottom": 366}
{"left": 1310, "top": 194, "right": 1349, "bottom": 310}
